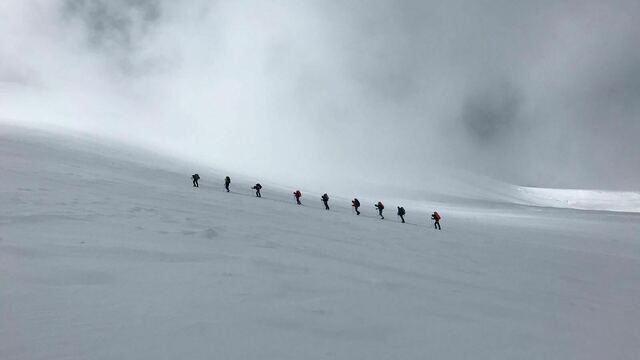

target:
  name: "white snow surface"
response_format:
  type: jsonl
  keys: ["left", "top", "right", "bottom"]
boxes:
{"left": 1, "top": 126, "right": 640, "bottom": 360}
{"left": 514, "top": 186, "right": 640, "bottom": 213}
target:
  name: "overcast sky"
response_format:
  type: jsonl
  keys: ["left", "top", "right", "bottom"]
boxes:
{"left": 1, "top": 0, "right": 639, "bottom": 191}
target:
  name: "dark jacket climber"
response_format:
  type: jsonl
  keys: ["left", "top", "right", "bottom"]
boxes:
{"left": 431, "top": 211, "right": 441, "bottom": 230}
{"left": 252, "top": 183, "right": 262, "bottom": 197}
{"left": 224, "top": 176, "right": 231, "bottom": 192}
{"left": 375, "top": 202, "right": 385, "bottom": 219}
{"left": 293, "top": 190, "right": 302, "bottom": 205}
{"left": 352, "top": 198, "right": 361, "bottom": 215}
{"left": 397, "top": 206, "right": 406, "bottom": 223}
{"left": 321, "top": 193, "right": 330, "bottom": 210}
{"left": 192, "top": 174, "right": 200, "bottom": 187}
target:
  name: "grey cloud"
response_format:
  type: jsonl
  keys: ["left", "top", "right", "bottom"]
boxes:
{"left": 61, "top": 0, "right": 165, "bottom": 75}
{"left": 461, "top": 82, "right": 522, "bottom": 142}
{"left": 63, "top": 0, "right": 162, "bottom": 50}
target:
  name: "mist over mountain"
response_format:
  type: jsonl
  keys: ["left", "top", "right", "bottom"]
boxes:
{"left": 1, "top": 0, "right": 639, "bottom": 190}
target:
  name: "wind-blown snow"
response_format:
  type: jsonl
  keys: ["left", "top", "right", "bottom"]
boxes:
{"left": 1, "top": 126, "right": 639, "bottom": 360}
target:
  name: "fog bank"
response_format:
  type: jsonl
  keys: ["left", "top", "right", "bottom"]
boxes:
{"left": 1, "top": 0, "right": 639, "bottom": 190}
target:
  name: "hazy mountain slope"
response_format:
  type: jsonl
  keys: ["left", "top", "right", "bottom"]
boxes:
{"left": 1, "top": 126, "right": 639, "bottom": 360}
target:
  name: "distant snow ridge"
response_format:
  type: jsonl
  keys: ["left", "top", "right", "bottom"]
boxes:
{"left": 515, "top": 186, "right": 640, "bottom": 213}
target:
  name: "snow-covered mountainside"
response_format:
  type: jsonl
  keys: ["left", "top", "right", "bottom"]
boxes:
{"left": 1, "top": 125, "right": 639, "bottom": 360}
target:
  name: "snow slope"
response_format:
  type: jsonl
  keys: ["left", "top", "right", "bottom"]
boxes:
{"left": 1, "top": 126, "right": 639, "bottom": 360}
{"left": 513, "top": 186, "right": 640, "bottom": 213}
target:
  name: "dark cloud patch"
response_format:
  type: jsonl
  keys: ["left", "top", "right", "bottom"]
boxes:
{"left": 461, "top": 83, "right": 521, "bottom": 143}
{"left": 62, "top": 0, "right": 164, "bottom": 75}
{"left": 63, "top": 0, "right": 161, "bottom": 50}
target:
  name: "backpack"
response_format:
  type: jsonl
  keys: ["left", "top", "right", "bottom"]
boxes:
{"left": 377, "top": 202, "right": 384, "bottom": 209}
{"left": 322, "top": 194, "right": 329, "bottom": 201}
{"left": 193, "top": 174, "right": 200, "bottom": 180}
{"left": 225, "top": 176, "right": 230, "bottom": 183}
{"left": 433, "top": 212, "right": 441, "bottom": 221}
{"left": 353, "top": 199, "right": 360, "bottom": 207}
{"left": 255, "top": 184, "right": 262, "bottom": 190}
{"left": 398, "top": 207, "right": 405, "bottom": 216}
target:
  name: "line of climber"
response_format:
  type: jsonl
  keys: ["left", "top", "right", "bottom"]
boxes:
{"left": 191, "top": 174, "right": 442, "bottom": 230}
